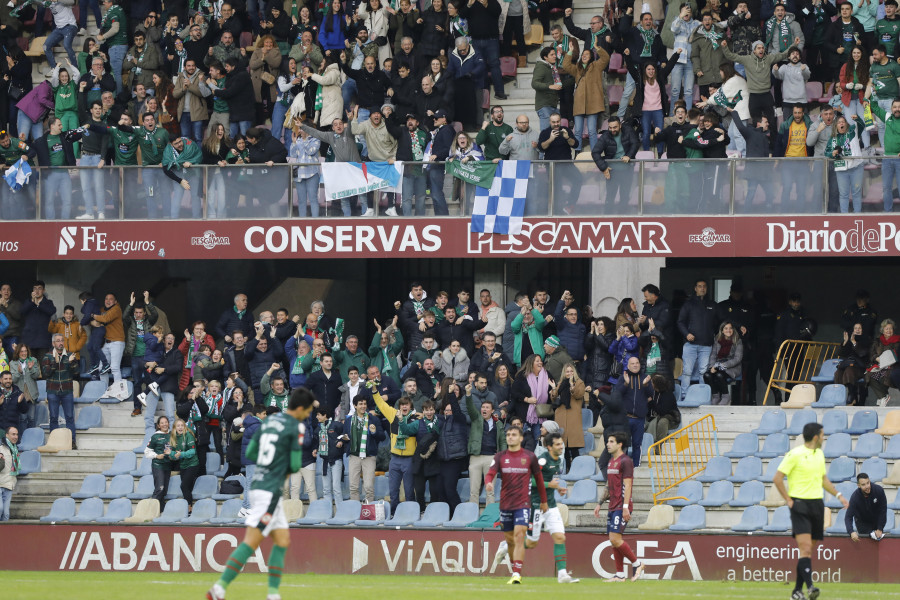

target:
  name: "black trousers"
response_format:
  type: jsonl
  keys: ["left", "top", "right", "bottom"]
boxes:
{"left": 414, "top": 469, "right": 442, "bottom": 512}
{"left": 500, "top": 15, "right": 526, "bottom": 57}
{"left": 152, "top": 467, "right": 171, "bottom": 511}
{"left": 180, "top": 464, "right": 200, "bottom": 505}
{"left": 438, "top": 457, "right": 468, "bottom": 515}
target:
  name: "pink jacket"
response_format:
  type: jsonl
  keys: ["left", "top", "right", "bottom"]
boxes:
{"left": 16, "top": 81, "right": 55, "bottom": 123}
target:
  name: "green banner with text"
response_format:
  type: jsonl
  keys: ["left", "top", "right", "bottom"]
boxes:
{"left": 445, "top": 159, "right": 497, "bottom": 188}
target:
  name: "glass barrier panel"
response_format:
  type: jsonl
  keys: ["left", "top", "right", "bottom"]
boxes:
{"left": 733, "top": 158, "right": 826, "bottom": 215}
{"left": 558, "top": 160, "right": 640, "bottom": 216}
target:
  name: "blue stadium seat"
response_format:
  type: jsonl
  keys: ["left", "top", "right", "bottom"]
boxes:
{"left": 640, "top": 432, "right": 654, "bottom": 458}
{"left": 182, "top": 498, "right": 218, "bottom": 524}
{"left": 129, "top": 457, "right": 152, "bottom": 477}
{"left": 211, "top": 499, "right": 245, "bottom": 524}
{"left": 559, "top": 479, "right": 599, "bottom": 506}
{"left": 374, "top": 475, "right": 389, "bottom": 500}
{"left": 212, "top": 475, "right": 246, "bottom": 500}
{"left": 40, "top": 497, "right": 76, "bottom": 522}
{"left": 784, "top": 409, "right": 817, "bottom": 436}
{"left": 414, "top": 502, "right": 450, "bottom": 527}
{"left": 192, "top": 475, "right": 219, "bottom": 500}
{"left": 880, "top": 435, "right": 900, "bottom": 459}
{"left": 680, "top": 384, "right": 711, "bottom": 408}
{"left": 34, "top": 403, "right": 49, "bottom": 429}
{"left": 17, "top": 427, "right": 44, "bottom": 451}
{"left": 728, "top": 480, "right": 765, "bottom": 507}
{"left": 562, "top": 455, "right": 597, "bottom": 482}
{"left": 859, "top": 457, "right": 887, "bottom": 482}
{"left": 582, "top": 408, "right": 593, "bottom": 430}
{"left": 697, "top": 456, "right": 732, "bottom": 482}
{"left": 134, "top": 431, "right": 153, "bottom": 454}
{"left": 668, "top": 505, "right": 706, "bottom": 531}
{"left": 890, "top": 489, "right": 900, "bottom": 510}
{"left": 824, "top": 433, "right": 852, "bottom": 459}
{"left": 102, "top": 452, "right": 136, "bottom": 477}
{"left": 811, "top": 359, "right": 840, "bottom": 383}
{"left": 698, "top": 480, "right": 734, "bottom": 507}
{"left": 827, "top": 457, "right": 856, "bottom": 483}
{"left": 355, "top": 502, "right": 391, "bottom": 526}
{"left": 442, "top": 502, "right": 480, "bottom": 527}
{"left": 886, "top": 510, "right": 896, "bottom": 532}
{"left": 590, "top": 469, "right": 607, "bottom": 482}
{"left": 752, "top": 410, "right": 787, "bottom": 435}
{"left": 205, "top": 453, "right": 221, "bottom": 475}
{"left": 153, "top": 499, "right": 189, "bottom": 524}
{"left": 727, "top": 456, "right": 763, "bottom": 482}
{"left": 384, "top": 501, "right": 420, "bottom": 526}
{"left": 165, "top": 474, "right": 183, "bottom": 500}
{"left": 479, "top": 479, "right": 501, "bottom": 503}
{"left": 71, "top": 474, "right": 106, "bottom": 499}
{"left": 128, "top": 474, "right": 154, "bottom": 500}
{"left": 724, "top": 433, "right": 759, "bottom": 458}
{"left": 846, "top": 410, "right": 878, "bottom": 435}
{"left": 17, "top": 450, "right": 41, "bottom": 475}
{"left": 849, "top": 432, "right": 884, "bottom": 458}
{"left": 581, "top": 433, "right": 595, "bottom": 455}
{"left": 756, "top": 433, "right": 789, "bottom": 458}
{"left": 667, "top": 480, "right": 703, "bottom": 506}
{"left": 74, "top": 405, "right": 102, "bottom": 430}
{"left": 69, "top": 498, "right": 105, "bottom": 523}
{"left": 76, "top": 381, "right": 107, "bottom": 404}
{"left": 763, "top": 505, "right": 792, "bottom": 532}
{"left": 37, "top": 379, "right": 47, "bottom": 401}
{"left": 826, "top": 509, "right": 849, "bottom": 534}
{"left": 326, "top": 500, "right": 362, "bottom": 525}
{"left": 97, "top": 497, "right": 133, "bottom": 523}
{"left": 456, "top": 478, "right": 470, "bottom": 502}
{"left": 826, "top": 481, "right": 857, "bottom": 509}
{"left": 823, "top": 410, "right": 849, "bottom": 435}
{"left": 758, "top": 456, "right": 784, "bottom": 483}
{"left": 731, "top": 505, "right": 768, "bottom": 532}
{"left": 99, "top": 474, "right": 134, "bottom": 500}
{"left": 812, "top": 384, "right": 847, "bottom": 408}
{"left": 295, "top": 499, "right": 333, "bottom": 525}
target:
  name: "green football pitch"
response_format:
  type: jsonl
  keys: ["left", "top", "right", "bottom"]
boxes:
{"left": 5, "top": 571, "right": 900, "bottom": 599}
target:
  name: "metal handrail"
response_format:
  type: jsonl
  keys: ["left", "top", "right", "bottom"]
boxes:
{"left": 763, "top": 339, "right": 842, "bottom": 406}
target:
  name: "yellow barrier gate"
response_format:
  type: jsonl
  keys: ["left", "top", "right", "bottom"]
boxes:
{"left": 763, "top": 340, "right": 840, "bottom": 406}
{"left": 648, "top": 414, "right": 718, "bottom": 505}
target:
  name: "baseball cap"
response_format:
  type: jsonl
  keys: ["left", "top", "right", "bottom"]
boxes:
{"left": 434, "top": 109, "right": 448, "bottom": 120}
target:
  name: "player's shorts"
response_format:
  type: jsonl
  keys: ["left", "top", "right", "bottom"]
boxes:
{"left": 607, "top": 509, "right": 627, "bottom": 534}
{"left": 789, "top": 498, "right": 825, "bottom": 540}
{"left": 526, "top": 506, "right": 565, "bottom": 542}
{"left": 245, "top": 489, "right": 288, "bottom": 536}
{"left": 500, "top": 507, "right": 531, "bottom": 532}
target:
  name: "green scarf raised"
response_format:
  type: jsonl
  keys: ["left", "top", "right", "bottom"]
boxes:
{"left": 4, "top": 439, "right": 19, "bottom": 475}
{"left": 395, "top": 413, "right": 413, "bottom": 450}
{"left": 351, "top": 413, "right": 369, "bottom": 456}
{"left": 765, "top": 16, "right": 791, "bottom": 51}
{"left": 318, "top": 420, "right": 330, "bottom": 456}
{"left": 639, "top": 27, "right": 657, "bottom": 57}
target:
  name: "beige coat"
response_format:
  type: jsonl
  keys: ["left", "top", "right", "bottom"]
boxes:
{"left": 562, "top": 50, "right": 610, "bottom": 116}
{"left": 172, "top": 72, "right": 209, "bottom": 121}
{"left": 249, "top": 47, "right": 283, "bottom": 103}
{"left": 551, "top": 380, "right": 586, "bottom": 449}
{"left": 310, "top": 63, "right": 343, "bottom": 127}
{"left": 498, "top": 0, "right": 532, "bottom": 39}
{"left": 0, "top": 443, "right": 16, "bottom": 491}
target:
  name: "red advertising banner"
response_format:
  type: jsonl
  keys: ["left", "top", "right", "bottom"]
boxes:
{"left": 4, "top": 216, "right": 900, "bottom": 260}
{"left": 0, "top": 525, "right": 895, "bottom": 583}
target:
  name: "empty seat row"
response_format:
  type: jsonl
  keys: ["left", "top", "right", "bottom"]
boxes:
{"left": 752, "top": 408, "right": 880, "bottom": 437}
{"left": 72, "top": 473, "right": 222, "bottom": 501}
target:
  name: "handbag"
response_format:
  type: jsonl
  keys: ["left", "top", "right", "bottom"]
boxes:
{"left": 260, "top": 71, "right": 276, "bottom": 84}
{"left": 8, "top": 84, "right": 25, "bottom": 101}
{"left": 609, "top": 358, "right": 622, "bottom": 379}
{"left": 159, "top": 111, "right": 173, "bottom": 124}
{"left": 536, "top": 403, "right": 555, "bottom": 418}
{"left": 359, "top": 500, "right": 386, "bottom": 521}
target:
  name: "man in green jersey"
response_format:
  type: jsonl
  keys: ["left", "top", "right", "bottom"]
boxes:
{"left": 207, "top": 387, "right": 316, "bottom": 600}
{"left": 774, "top": 422, "right": 848, "bottom": 600}
{"left": 868, "top": 45, "right": 900, "bottom": 150}
{"left": 492, "top": 432, "right": 578, "bottom": 583}
{"left": 876, "top": 0, "right": 900, "bottom": 58}
{"left": 33, "top": 118, "right": 85, "bottom": 220}
{"left": 86, "top": 112, "right": 141, "bottom": 217}
{"left": 97, "top": 0, "right": 128, "bottom": 94}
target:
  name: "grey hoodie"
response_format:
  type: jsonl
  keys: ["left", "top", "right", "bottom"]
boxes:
{"left": 498, "top": 127, "right": 540, "bottom": 160}
{"left": 722, "top": 45, "right": 790, "bottom": 93}
{"left": 805, "top": 116, "right": 834, "bottom": 157}
{"left": 773, "top": 60, "right": 810, "bottom": 104}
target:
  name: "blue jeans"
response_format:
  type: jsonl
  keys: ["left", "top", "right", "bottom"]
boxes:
{"left": 402, "top": 173, "right": 427, "bottom": 215}
{"left": 242, "top": 464, "right": 255, "bottom": 509}
{"left": 734, "top": 62, "right": 746, "bottom": 78}
{"left": 79, "top": 0, "right": 101, "bottom": 29}
{"left": 537, "top": 106, "right": 556, "bottom": 134}
{"left": 42, "top": 170, "right": 73, "bottom": 220}
{"left": 427, "top": 166, "right": 448, "bottom": 215}
{"left": 628, "top": 417, "right": 645, "bottom": 467}
{"left": 356, "top": 110, "right": 370, "bottom": 157}
{"left": 680, "top": 342, "right": 711, "bottom": 399}
{"left": 44, "top": 24, "right": 78, "bottom": 67}
{"left": 727, "top": 117, "right": 746, "bottom": 157}
{"left": 143, "top": 167, "right": 163, "bottom": 218}
{"left": 876, "top": 99, "right": 893, "bottom": 149}
{"left": 208, "top": 170, "right": 226, "bottom": 218}
{"left": 102, "top": 340, "right": 125, "bottom": 382}
{"left": 573, "top": 113, "right": 599, "bottom": 152}
{"left": 617, "top": 72, "right": 636, "bottom": 119}
{"left": 179, "top": 113, "right": 203, "bottom": 144}
{"left": 17, "top": 110, "right": 44, "bottom": 142}
{"left": 0, "top": 487, "right": 10, "bottom": 521}
{"left": 271, "top": 101, "right": 291, "bottom": 151}
{"left": 883, "top": 157, "right": 900, "bottom": 211}
{"left": 20, "top": 401, "right": 35, "bottom": 431}
{"left": 387, "top": 455, "right": 414, "bottom": 515}
{"left": 229, "top": 120, "right": 252, "bottom": 138}
{"left": 669, "top": 60, "right": 694, "bottom": 114}
{"left": 342, "top": 79, "right": 357, "bottom": 113}
{"left": 143, "top": 389, "right": 175, "bottom": 437}
{"left": 295, "top": 175, "right": 320, "bottom": 217}
{"left": 246, "top": 0, "right": 268, "bottom": 33}
{"left": 836, "top": 164, "right": 864, "bottom": 213}
{"left": 79, "top": 153, "right": 105, "bottom": 216}
{"left": 322, "top": 461, "right": 343, "bottom": 505}
{"left": 845, "top": 98, "right": 871, "bottom": 147}
{"left": 641, "top": 109, "right": 665, "bottom": 154}
{"left": 471, "top": 38, "right": 503, "bottom": 95}
{"left": 48, "top": 391, "right": 75, "bottom": 444}
{"left": 107, "top": 44, "right": 127, "bottom": 95}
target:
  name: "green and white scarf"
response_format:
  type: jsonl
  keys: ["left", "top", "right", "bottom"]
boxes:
{"left": 765, "top": 16, "right": 791, "bottom": 51}
{"left": 314, "top": 86, "right": 324, "bottom": 111}
{"left": 318, "top": 420, "right": 330, "bottom": 455}
{"left": 697, "top": 26, "right": 723, "bottom": 49}
{"left": 4, "top": 439, "right": 19, "bottom": 475}
{"left": 395, "top": 413, "right": 413, "bottom": 450}
{"left": 352, "top": 413, "right": 370, "bottom": 457}
{"left": 639, "top": 27, "right": 657, "bottom": 57}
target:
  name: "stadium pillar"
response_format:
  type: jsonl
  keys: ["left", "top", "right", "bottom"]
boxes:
{"left": 38, "top": 261, "right": 114, "bottom": 311}
{"left": 590, "top": 257, "right": 665, "bottom": 316}
{"left": 474, "top": 259, "right": 506, "bottom": 305}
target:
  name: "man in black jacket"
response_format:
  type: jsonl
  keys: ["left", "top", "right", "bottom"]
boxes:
{"left": 216, "top": 293, "right": 255, "bottom": 344}
{"left": 654, "top": 104, "right": 694, "bottom": 211}
{"left": 469, "top": 332, "right": 513, "bottom": 378}
{"left": 775, "top": 292, "right": 815, "bottom": 393}
{"left": 682, "top": 111, "right": 730, "bottom": 212}
{"left": 845, "top": 473, "right": 888, "bottom": 541}
{"left": 591, "top": 116, "right": 639, "bottom": 211}
{"left": 466, "top": 0, "right": 506, "bottom": 98}
{"left": 152, "top": 333, "right": 183, "bottom": 424}
{"left": 215, "top": 57, "right": 255, "bottom": 138}
{"left": 437, "top": 305, "right": 486, "bottom": 357}
{"left": 388, "top": 113, "right": 429, "bottom": 216}
{"left": 639, "top": 284, "right": 674, "bottom": 343}
{"left": 33, "top": 119, "right": 84, "bottom": 220}
{"left": 563, "top": 8, "right": 616, "bottom": 55}
{"left": 342, "top": 54, "right": 393, "bottom": 120}
{"left": 427, "top": 109, "right": 455, "bottom": 215}
{"left": 617, "top": 7, "right": 667, "bottom": 118}
{"left": 734, "top": 113, "right": 775, "bottom": 209}
{"left": 677, "top": 279, "right": 717, "bottom": 400}
{"left": 246, "top": 127, "right": 289, "bottom": 216}
{"left": 415, "top": 75, "right": 451, "bottom": 131}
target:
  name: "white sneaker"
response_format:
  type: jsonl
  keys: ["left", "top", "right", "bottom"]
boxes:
{"left": 363, "top": 208, "right": 375, "bottom": 216}
{"left": 878, "top": 396, "right": 890, "bottom": 407}
{"left": 237, "top": 507, "right": 250, "bottom": 518}
{"left": 384, "top": 206, "right": 398, "bottom": 216}
{"left": 137, "top": 393, "right": 147, "bottom": 407}
{"left": 77, "top": 27, "right": 86, "bottom": 36}
{"left": 148, "top": 382, "right": 160, "bottom": 396}
{"left": 97, "top": 212, "right": 105, "bottom": 219}
{"left": 266, "top": 595, "right": 281, "bottom": 600}
{"left": 205, "top": 583, "right": 226, "bottom": 600}
{"left": 75, "top": 213, "right": 94, "bottom": 220}
{"left": 491, "top": 541, "right": 508, "bottom": 570}
{"left": 558, "top": 570, "right": 579, "bottom": 583}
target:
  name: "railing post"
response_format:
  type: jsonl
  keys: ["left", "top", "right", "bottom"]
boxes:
{"left": 729, "top": 159, "right": 736, "bottom": 215}
{"left": 638, "top": 161, "right": 644, "bottom": 215}
{"left": 118, "top": 167, "right": 125, "bottom": 220}
{"left": 822, "top": 157, "right": 829, "bottom": 214}
{"left": 35, "top": 167, "right": 42, "bottom": 221}
{"left": 548, "top": 162, "right": 555, "bottom": 216}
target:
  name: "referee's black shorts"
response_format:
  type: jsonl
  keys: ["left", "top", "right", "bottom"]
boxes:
{"left": 790, "top": 497, "right": 825, "bottom": 540}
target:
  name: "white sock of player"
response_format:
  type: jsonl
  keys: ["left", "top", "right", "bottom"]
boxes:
{"left": 616, "top": 571, "right": 626, "bottom": 579}
{"left": 498, "top": 541, "right": 508, "bottom": 557}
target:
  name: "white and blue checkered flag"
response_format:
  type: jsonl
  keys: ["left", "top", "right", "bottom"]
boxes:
{"left": 470, "top": 160, "right": 530, "bottom": 235}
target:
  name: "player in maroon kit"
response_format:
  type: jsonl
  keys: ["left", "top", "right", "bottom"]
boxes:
{"left": 485, "top": 425, "right": 548, "bottom": 585}
{"left": 594, "top": 431, "right": 644, "bottom": 582}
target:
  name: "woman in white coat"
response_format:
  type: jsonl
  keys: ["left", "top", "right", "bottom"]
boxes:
{"left": 358, "top": 0, "right": 392, "bottom": 66}
{"left": 309, "top": 53, "right": 344, "bottom": 127}
{"left": 701, "top": 62, "right": 750, "bottom": 156}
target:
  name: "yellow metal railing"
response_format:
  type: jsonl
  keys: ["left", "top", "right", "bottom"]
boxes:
{"left": 763, "top": 340, "right": 841, "bottom": 406}
{"left": 648, "top": 414, "right": 718, "bottom": 505}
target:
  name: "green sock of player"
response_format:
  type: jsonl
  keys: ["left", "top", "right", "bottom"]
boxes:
{"left": 216, "top": 542, "right": 255, "bottom": 589}
{"left": 553, "top": 543, "right": 567, "bottom": 572}
{"left": 267, "top": 545, "right": 287, "bottom": 595}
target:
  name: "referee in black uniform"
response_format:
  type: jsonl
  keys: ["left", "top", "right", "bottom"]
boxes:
{"left": 774, "top": 422, "right": 849, "bottom": 600}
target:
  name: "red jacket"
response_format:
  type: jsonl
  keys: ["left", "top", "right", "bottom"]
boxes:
{"left": 177, "top": 334, "right": 215, "bottom": 390}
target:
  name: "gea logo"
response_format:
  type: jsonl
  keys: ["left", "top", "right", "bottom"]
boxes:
{"left": 57, "top": 226, "right": 156, "bottom": 256}
{"left": 591, "top": 540, "right": 702, "bottom": 580}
